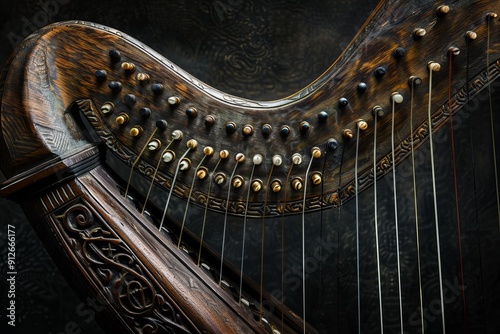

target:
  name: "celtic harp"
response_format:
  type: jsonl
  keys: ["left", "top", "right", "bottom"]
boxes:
{"left": 1, "top": 0, "right": 500, "bottom": 333}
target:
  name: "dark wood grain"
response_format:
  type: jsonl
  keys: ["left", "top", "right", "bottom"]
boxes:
{"left": 1, "top": 0, "right": 500, "bottom": 333}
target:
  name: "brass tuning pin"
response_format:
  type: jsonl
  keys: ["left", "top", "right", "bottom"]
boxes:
{"left": 251, "top": 179, "right": 263, "bottom": 192}
{"left": 291, "top": 177, "right": 303, "bottom": 191}
{"left": 271, "top": 180, "right": 282, "bottom": 193}
{"left": 311, "top": 172, "right": 322, "bottom": 185}
{"left": 232, "top": 176, "right": 244, "bottom": 188}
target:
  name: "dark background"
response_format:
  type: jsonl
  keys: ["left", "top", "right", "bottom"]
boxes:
{"left": 0, "top": 0, "right": 378, "bottom": 333}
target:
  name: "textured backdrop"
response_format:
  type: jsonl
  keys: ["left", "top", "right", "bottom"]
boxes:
{"left": 0, "top": 0, "right": 379, "bottom": 333}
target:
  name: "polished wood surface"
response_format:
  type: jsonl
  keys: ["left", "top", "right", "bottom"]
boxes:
{"left": 1, "top": 0, "right": 500, "bottom": 333}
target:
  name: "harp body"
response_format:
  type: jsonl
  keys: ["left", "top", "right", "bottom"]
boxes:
{"left": 1, "top": 0, "right": 500, "bottom": 333}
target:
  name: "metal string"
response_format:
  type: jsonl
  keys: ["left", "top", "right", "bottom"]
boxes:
{"left": 197, "top": 157, "right": 223, "bottom": 266}
{"left": 410, "top": 78, "right": 425, "bottom": 334}
{"left": 391, "top": 97, "right": 404, "bottom": 334}
{"left": 447, "top": 49, "right": 468, "bottom": 332}
{"left": 178, "top": 154, "right": 208, "bottom": 248}
{"left": 219, "top": 161, "right": 240, "bottom": 284}
{"left": 354, "top": 128, "right": 361, "bottom": 334}
{"left": 141, "top": 140, "right": 174, "bottom": 214}
{"left": 260, "top": 163, "right": 275, "bottom": 323}
{"left": 373, "top": 113, "right": 384, "bottom": 334}
{"left": 158, "top": 146, "right": 193, "bottom": 231}
{"left": 238, "top": 161, "right": 257, "bottom": 304}
{"left": 124, "top": 128, "right": 158, "bottom": 199}
{"left": 428, "top": 66, "right": 446, "bottom": 333}
{"left": 302, "top": 152, "right": 316, "bottom": 334}
{"left": 281, "top": 161, "right": 296, "bottom": 332}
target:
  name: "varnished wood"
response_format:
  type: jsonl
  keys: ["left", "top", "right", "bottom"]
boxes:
{"left": 1, "top": 0, "right": 500, "bottom": 333}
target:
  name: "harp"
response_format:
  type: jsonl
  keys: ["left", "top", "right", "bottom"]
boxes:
{"left": 1, "top": 0, "right": 500, "bottom": 333}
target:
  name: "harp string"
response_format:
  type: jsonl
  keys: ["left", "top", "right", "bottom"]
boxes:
{"left": 124, "top": 128, "right": 158, "bottom": 199}
{"left": 141, "top": 137, "right": 174, "bottom": 214}
{"left": 465, "top": 37, "right": 487, "bottom": 332}
{"left": 198, "top": 154, "right": 224, "bottom": 266}
{"left": 178, "top": 152, "right": 209, "bottom": 248}
{"left": 428, "top": 63, "right": 446, "bottom": 333}
{"left": 238, "top": 155, "right": 260, "bottom": 304}
{"left": 336, "top": 142, "right": 346, "bottom": 334}
{"left": 354, "top": 128, "right": 361, "bottom": 334}
{"left": 302, "top": 148, "right": 319, "bottom": 334}
{"left": 260, "top": 161, "right": 276, "bottom": 323}
{"left": 159, "top": 144, "right": 194, "bottom": 231}
{"left": 486, "top": 14, "right": 500, "bottom": 229}
{"left": 281, "top": 154, "right": 299, "bottom": 332}
{"left": 219, "top": 157, "right": 242, "bottom": 284}
{"left": 391, "top": 94, "right": 404, "bottom": 334}
{"left": 410, "top": 77, "right": 425, "bottom": 334}
{"left": 447, "top": 48, "right": 468, "bottom": 332}
{"left": 373, "top": 112, "right": 384, "bottom": 334}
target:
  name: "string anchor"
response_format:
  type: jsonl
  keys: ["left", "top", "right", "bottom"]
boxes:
{"left": 449, "top": 47, "right": 460, "bottom": 56}
{"left": 391, "top": 92, "right": 404, "bottom": 104}
{"left": 428, "top": 61, "right": 441, "bottom": 72}
{"left": 466, "top": 30, "right": 477, "bottom": 40}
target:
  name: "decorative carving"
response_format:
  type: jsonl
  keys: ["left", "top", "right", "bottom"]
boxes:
{"left": 76, "top": 59, "right": 500, "bottom": 218}
{"left": 52, "top": 200, "right": 191, "bottom": 334}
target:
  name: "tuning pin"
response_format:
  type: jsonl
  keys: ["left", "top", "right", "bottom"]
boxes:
{"left": 196, "top": 167, "right": 209, "bottom": 180}
{"left": 413, "top": 28, "right": 427, "bottom": 38}
{"left": 465, "top": 31, "right": 477, "bottom": 40}
{"left": 147, "top": 139, "right": 161, "bottom": 151}
{"left": 253, "top": 154, "right": 263, "bottom": 165}
{"left": 226, "top": 122, "right": 237, "bottom": 134}
{"left": 95, "top": 69, "right": 107, "bottom": 81}
{"left": 203, "top": 146, "right": 215, "bottom": 157}
{"left": 271, "top": 180, "right": 282, "bottom": 193}
{"left": 162, "top": 150, "right": 175, "bottom": 162}
{"left": 136, "top": 73, "right": 150, "bottom": 84}
{"left": 408, "top": 76, "right": 422, "bottom": 87}
{"left": 428, "top": 61, "right": 441, "bottom": 72}
{"left": 251, "top": 179, "right": 263, "bottom": 192}
{"left": 129, "top": 126, "right": 142, "bottom": 137}
{"left": 343, "top": 129, "right": 354, "bottom": 139}
{"left": 214, "top": 172, "right": 226, "bottom": 185}
{"left": 242, "top": 125, "right": 254, "bottom": 136}
{"left": 449, "top": 47, "right": 460, "bottom": 56}
{"left": 186, "top": 107, "right": 198, "bottom": 118}
{"left": 100, "top": 102, "right": 114, "bottom": 114}
{"left": 109, "top": 49, "right": 121, "bottom": 62}
{"left": 187, "top": 139, "right": 198, "bottom": 149}
{"left": 311, "top": 172, "right": 322, "bottom": 185}
{"left": 437, "top": 5, "right": 450, "bottom": 15}
{"left": 179, "top": 158, "right": 191, "bottom": 171}
{"left": 327, "top": 139, "right": 338, "bottom": 151}
{"left": 311, "top": 147, "right": 321, "bottom": 159}
{"left": 172, "top": 130, "right": 183, "bottom": 141}
{"left": 115, "top": 113, "right": 129, "bottom": 125}
{"left": 151, "top": 83, "right": 164, "bottom": 95}
{"left": 168, "top": 96, "right": 180, "bottom": 106}
{"left": 205, "top": 115, "right": 216, "bottom": 127}
{"left": 292, "top": 153, "right": 302, "bottom": 165}
{"left": 156, "top": 120, "right": 168, "bottom": 130}
{"left": 232, "top": 176, "right": 244, "bottom": 188}
{"left": 121, "top": 62, "right": 135, "bottom": 73}
{"left": 357, "top": 120, "right": 368, "bottom": 131}
{"left": 108, "top": 81, "right": 122, "bottom": 93}
{"left": 291, "top": 177, "right": 303, "bottom": 191}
